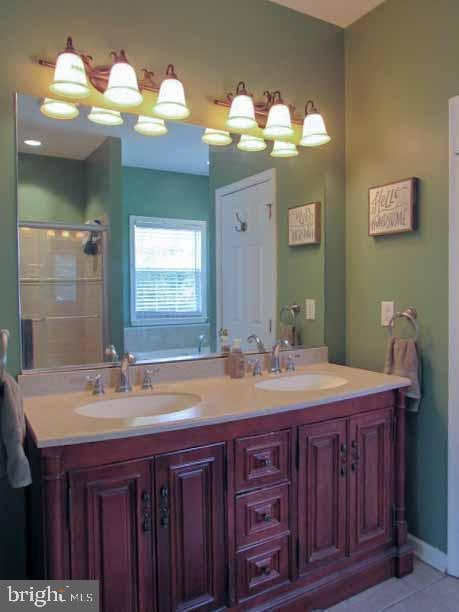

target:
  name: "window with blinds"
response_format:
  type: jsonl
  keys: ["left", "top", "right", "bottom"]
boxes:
{"left": 130, "top": 216, "right": 207, "bottom": 325}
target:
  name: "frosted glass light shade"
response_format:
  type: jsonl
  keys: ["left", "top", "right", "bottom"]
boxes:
{"left": 40, "top": 98, "right": 79, "bottom": 120}
{"left": 237, "top": 134, "right": 267, "bottom": 152}
{"left": 134, "top": 116, "right": 168, "bottom": 136}
{"left": 271, "top": 140, "right": 298, "bottom": 158}
{"left": 227, "top": 94, "right": 257, "bottom": 130}
{"left": 153, "top": 66, "right": 190, "bottom": 120}
{"left": 202, "top": 128, "right": 232, "bottom": 146}
{"left": 264, "top": 103, "right": 294, "bottom": 138}
{"left": 50, "top": 48, "right": 90, "bottom": 99}
{"left": 88, "top": 107, "right": 123, "bottom": 126}
{"left": 104, "top": 53, "right": 143, "bottom": 107}
{"left": 300, "top": 112, "right": 331, "bottom": 147}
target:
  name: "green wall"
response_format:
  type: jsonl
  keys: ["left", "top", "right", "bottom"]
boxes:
{"left": 210, "top": 144, "right": 326, "bottom": 349}
{"left": 86, "top": 138, "right": 123, "bottom": 352}
{"left": 0, "top": 0, "right": 345, "bottom": 579}
{"left": 18, "top": 153, "right": 86, "bottom": 223}
{"left": 122, "top": 166, "right": 212, "bottom": 350}
{"left": 345, "top": 0, "right": 458, "bottom": 552}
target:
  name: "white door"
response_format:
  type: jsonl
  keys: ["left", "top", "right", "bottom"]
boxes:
{"left": 216, "top": 169, "right": 276, "bottom": 352}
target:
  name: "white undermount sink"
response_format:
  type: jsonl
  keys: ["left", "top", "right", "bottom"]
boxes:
{"left": 75, "top": 393, "right": 202, "bottom": 425}
{"left": 255, "top": 373, "right": 348, "bottom": 392}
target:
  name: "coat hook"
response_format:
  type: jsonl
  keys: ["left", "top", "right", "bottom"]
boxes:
{"left": 234, "top": 212, "right": 248, "bottom": 232}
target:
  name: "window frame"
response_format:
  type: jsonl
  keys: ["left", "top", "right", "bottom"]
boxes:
{"left": 129, "top": 215, "right": 208, "bottom": 327}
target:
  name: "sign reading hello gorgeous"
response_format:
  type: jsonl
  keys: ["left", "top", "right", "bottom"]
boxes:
{"left": 368, "top": 178, "right": 417, "bottom": 236}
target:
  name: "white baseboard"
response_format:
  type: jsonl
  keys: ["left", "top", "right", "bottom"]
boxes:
{"left": 408, "top": 533, "right": 448, "bottom": 573}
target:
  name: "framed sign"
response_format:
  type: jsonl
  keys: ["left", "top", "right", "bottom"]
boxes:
{"left": 368, "top": 178, "right": 417, "bottom": 236}
{"left": 288, "top": 202, "right": 321, "bottom": 246}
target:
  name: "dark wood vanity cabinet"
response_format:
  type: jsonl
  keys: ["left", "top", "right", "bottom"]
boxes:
{"left": 27, "top": 390, "right": 413, "bottom": 611}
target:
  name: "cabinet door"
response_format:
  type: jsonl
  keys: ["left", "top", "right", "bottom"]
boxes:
{"left": 298, "top": 419, "right": 347, "bottom": 574}
{"left": 349, "top": 408, "right": 393, "bottom": 554}
{"left": 69, "top": 459, "right": 155, "bottom": 612}
{"left": 155, "top": 443, "right": 226, "bottom": 612}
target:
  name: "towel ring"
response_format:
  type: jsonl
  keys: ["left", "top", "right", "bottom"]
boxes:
{"left": 388, "top": 307, "right": 419, "bottom": 341}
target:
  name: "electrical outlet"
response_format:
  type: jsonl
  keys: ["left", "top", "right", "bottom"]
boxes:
{"left": 305, "top": 299, "right": 316, "bottom": 321}
{"left": 381, "top": 301, "right": 395, "bottom": 327}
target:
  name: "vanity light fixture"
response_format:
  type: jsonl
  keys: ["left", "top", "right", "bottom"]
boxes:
{"left": 24, "top": 139, "right": 42, "bottom": 147}
{"left": 300, "top": 100, "right": 331, "bottom": 147}
{"left": 226, "top": 82, "right": 257, "bottom": 130}
{"left": 271, "top": 140, "right": 298, "bottom": 158}
{"left": 134, "top": 116, "right": 168, "bottom": 136}
{"left": 153, "top": 64, "right": 190, "bottom": 121}
{"left": 40, "top": 97, "right": 79, "bottom": 120}
{"left": 49, "top": 37, "right": 90, "bottom": 99}
{"left": 202, "top": 128, "right": 232, "bottom": 146}
{"left": 263, "top": 91, "right": 294, "bottom": 139}
{"left": 104, "top": 50, "right": 143, "bottom": 107}
{"left": 237, "top": 134, "right": 267, "bottom": 152}
{"left": 88, "top": 106, "right": 123, "bottom": 126}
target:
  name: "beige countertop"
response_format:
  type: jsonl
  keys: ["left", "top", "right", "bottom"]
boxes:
{"left": 25, "top": 363, "right": 410, "bottom": 448}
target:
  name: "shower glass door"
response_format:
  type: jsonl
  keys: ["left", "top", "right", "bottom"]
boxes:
{"left": 19, "top": 224, "right": 107, "bottom": 369}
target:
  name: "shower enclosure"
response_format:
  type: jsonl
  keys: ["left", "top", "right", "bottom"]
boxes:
{"left": 18, "top": 222, "right": 108, "bottom": 369}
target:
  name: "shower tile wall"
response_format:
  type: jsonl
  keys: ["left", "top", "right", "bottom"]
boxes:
{"left": 19, "top": 227, "right": 105, "bottom": 368}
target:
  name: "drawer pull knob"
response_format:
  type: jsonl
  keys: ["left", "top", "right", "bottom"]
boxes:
{"left": 262, "top": 512, "right": 272, "bottom": 522}
{"left": 262, "top": 566, "right": 272, "bottom": 576}
{"left": 340, "top": 466, "right": 346, "bottom": 477}
{"left": 351, "top": 462, "right": 357, "bottom": 472}
{"left": 262, "top": 457, "right": 273, "bottom": 467}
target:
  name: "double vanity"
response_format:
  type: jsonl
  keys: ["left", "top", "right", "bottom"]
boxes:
{"left": 24, "top": 354, "right": 414, "bottom": 612}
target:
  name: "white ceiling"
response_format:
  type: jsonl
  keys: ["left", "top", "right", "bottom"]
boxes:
{"left": 269, "top": 0, "right": 386, "bottom": 27}
{"left": 17, "top": 95, "right": 209, "bottom": 176}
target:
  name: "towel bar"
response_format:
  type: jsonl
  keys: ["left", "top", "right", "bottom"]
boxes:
{"left": 388, "top": 307, "right": 419, "bottom": 341}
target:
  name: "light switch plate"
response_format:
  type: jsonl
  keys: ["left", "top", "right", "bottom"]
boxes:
{"left": 305, "top": 299, "right": 316, "bottom": 321}
{"left": 381, "top": 301, "right": 395, "bottom": 327}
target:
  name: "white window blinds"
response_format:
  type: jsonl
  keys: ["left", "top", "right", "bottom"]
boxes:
{"left": 130, "top": 217, "right": 207, "bottom": 325}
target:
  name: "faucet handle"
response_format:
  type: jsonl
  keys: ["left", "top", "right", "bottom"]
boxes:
{"left": 86, "top": 373, "right": 105, "bottom": 395}
{"left": 248, "top": 359, "right": 263, "bottom": 377}
{"left": 142, "top": 367, "right": 160, "bottom": 390}
{"left": 286, "top": 354, "right": 296, "bottom": 372}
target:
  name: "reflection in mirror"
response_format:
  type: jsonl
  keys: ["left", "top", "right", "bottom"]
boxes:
{"left": 16, "top": 93, "right": 326, "bottom": 370}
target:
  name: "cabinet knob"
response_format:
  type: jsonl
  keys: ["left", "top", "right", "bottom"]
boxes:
{"left": 262, "top": 457, "right": 273, "bottom": 468}
{"left": 262, "top": 566, "right": 272, "bottom": 576}
{"left": 340, "top": 466, "right": 347, "bottom": 478}
{"left": 262, "top": 512, "right": 272, "bottom": 522}
{"left": 340, "top": 443, "right": 347, "bottom": 454}
{"left": 351, "top": 462, "right": 357, "bottom": 473}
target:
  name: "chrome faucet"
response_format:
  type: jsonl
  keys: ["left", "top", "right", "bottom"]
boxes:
{"left": 270, "top": 339, "right": 289, "bottom": 374}
{"left": 198, "top": 334, "right": 206, "bottom": 354}
{"left": 247, "top": 334, "right": 266, "bottom": 353}
{"left": 116, "top": 352, "right": 136, "bottom": 393}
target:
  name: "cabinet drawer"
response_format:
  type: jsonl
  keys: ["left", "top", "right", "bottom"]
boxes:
{"left": 235, "top": 430, "right": 290, "bottom": 492}
{"left": 236, "top": 535, "right": 290, "bottom": 601}
{"left": 236, "top": 484, "right": 289, "bottom": 548}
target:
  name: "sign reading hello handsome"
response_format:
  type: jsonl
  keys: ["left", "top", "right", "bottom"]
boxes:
{"left": 368, "top": 178, "right": 417, "bottom": 236}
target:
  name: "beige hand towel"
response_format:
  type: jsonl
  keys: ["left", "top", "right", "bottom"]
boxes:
{"left": 384, "top": 337, "right": 422, "bottom": 413}
{"left": 0, "top": 373, "right": 32, "bottom": 488}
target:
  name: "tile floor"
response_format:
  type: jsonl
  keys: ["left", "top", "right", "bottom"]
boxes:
{"left": 322, "top": 559, "right": 459, "bottom": 611}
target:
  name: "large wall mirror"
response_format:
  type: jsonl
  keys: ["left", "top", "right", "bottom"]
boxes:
{"left": 16, "top": 93, "right": 326, "bottom": 370}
